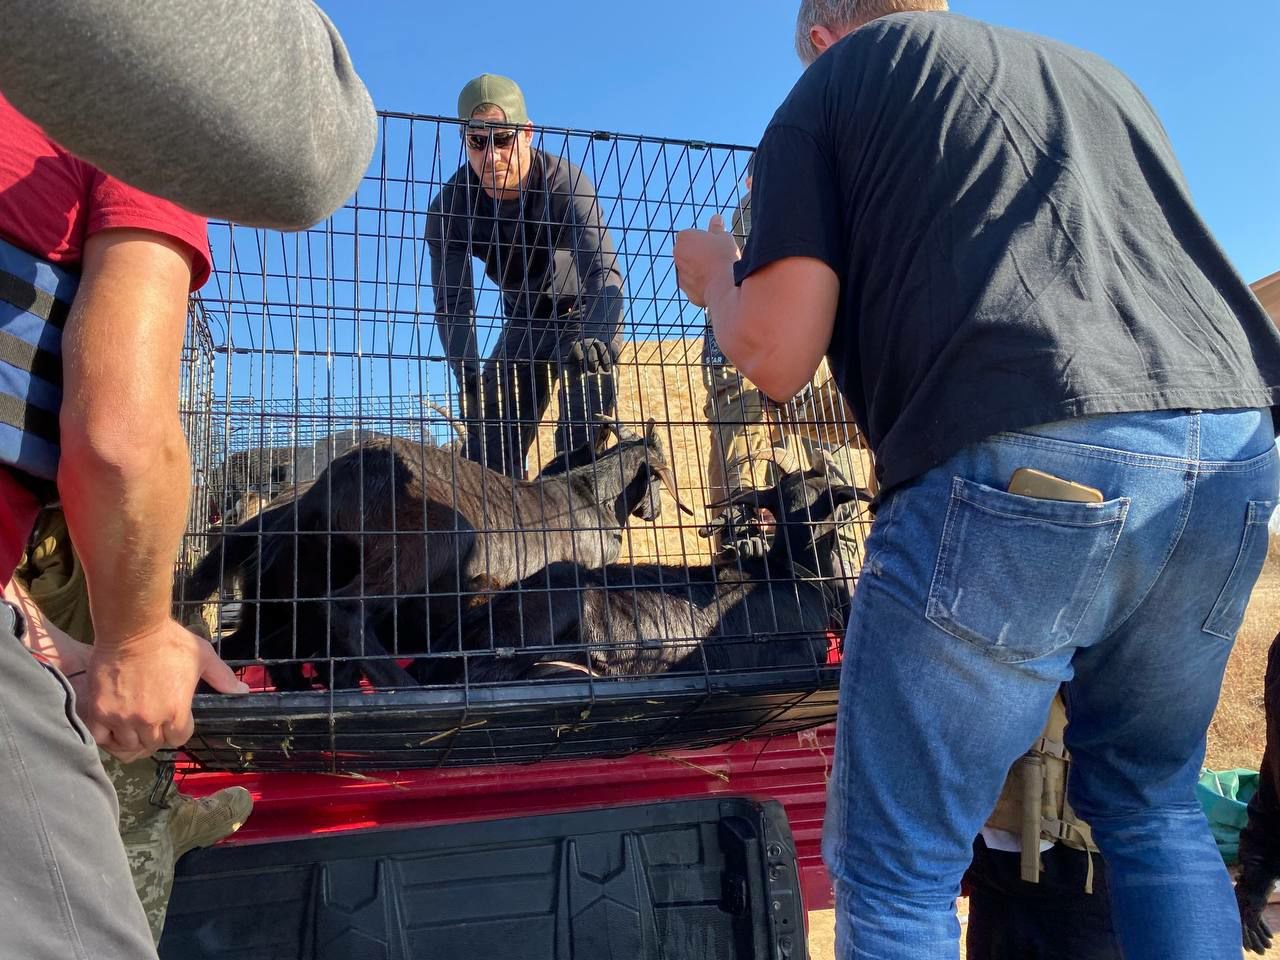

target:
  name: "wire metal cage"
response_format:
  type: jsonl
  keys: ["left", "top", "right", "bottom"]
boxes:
{"left": 175, "top": 111, "right": 875, "bottom": 772}
{"left": 177, "top": 299, "right": 218, "bottom": 581}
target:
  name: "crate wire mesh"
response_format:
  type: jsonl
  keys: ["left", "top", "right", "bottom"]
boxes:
{"left": 178, "top": 300, "right": 217, "bottom": 579}
{"left": 175, "top": 112, "right": 875, "bottom": 771}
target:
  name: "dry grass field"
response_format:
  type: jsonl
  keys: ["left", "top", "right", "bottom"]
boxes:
{"left": 1208, "top": 541, "right": 1279, "bottom": 772}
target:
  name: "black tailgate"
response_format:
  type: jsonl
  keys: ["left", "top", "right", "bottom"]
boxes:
{"left": 159, "top": 796, "right": 807, "bottom": 960}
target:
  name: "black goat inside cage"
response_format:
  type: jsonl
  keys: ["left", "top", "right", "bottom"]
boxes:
{"left": 173, "top": 112, "right": 876, "bottom": 772}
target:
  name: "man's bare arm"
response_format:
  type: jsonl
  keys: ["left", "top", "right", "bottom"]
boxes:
{"left": 675, "top": 217, "right": 839, "bottom": 401}
{"left": 709, "top": 258, "right": 838, "bottom": 402}
{"left": 59, "top": 230, "right": 194, "bottom": 642}
{"left": 58, "top": 229, "right": 245, "bottom": 760}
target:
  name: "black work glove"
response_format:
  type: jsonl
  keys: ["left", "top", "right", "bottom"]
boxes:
{"left": 1237, "top": 867, "right": 1276, "bottom": 955}
{"left": 566, "top": 338, "right": 616, "bottom": 375}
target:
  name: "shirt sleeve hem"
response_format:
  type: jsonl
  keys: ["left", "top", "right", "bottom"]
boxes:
{"left": 735, "top": 242, "right": 841, "bottom": 286}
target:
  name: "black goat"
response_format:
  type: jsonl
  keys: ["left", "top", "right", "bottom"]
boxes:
{"left": 181, "top": 420, "right": 689, "bottom": 689}
{"left": 178, "top": 481, "right": 312, "bottom": 607}
{"left": 450, "top": 464, "right": 869, "bottom": 683}
{"left": 176, "top": 482, "right": 353, "bottom": 690}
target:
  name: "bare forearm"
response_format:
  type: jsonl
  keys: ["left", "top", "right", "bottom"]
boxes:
{"left": 708, "top": 260, "right": 838, "bottom": 402}
{"left": 59, "top": 420, "right": 189, "bottom": 645}
{"left": 676, "top": 223, "right": 836, "bottom": 405}
{"left": 56, "top": 230, "right": 194, "bottom": 647}
{"left": 707, "top": 272, "right": 790, "bottom": 399}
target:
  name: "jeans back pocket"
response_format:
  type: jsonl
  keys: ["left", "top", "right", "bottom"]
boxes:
{"left": 1203, "top": 499, "right": 1277, "bottom": 640}
{"left": 925, "top": 477, "right": 1129, "bottom": 663}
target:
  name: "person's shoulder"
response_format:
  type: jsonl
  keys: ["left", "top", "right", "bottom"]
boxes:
{"left": 428, "top": 166, "right": 473, "bottom": 217}
{"left": 867, "top": 12, "right": 1124, "bottom": 79}
{"left": 85, "top": 170, "right": 212, "bottom": 288}
{"left": 540, "top": 153, "right": 599, "bottom": 198}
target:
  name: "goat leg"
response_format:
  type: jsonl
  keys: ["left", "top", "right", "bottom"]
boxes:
{"left": 327, "top": 599, "right": 418, "bottom": 689}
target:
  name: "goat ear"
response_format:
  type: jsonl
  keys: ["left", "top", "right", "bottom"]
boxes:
{"left": 829, "top": 484, "right": 874, "bottom": 507}
{"left": 644, "top": 417, "right": 659, "bottom": 443}
{"left": 652, "top": 462, "right": 695, "bottom": 516}
{"left": 598, "top": 413, "right": 643, "bottom": 443}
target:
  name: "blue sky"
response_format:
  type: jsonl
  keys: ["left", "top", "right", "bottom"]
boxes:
{"left": 321, "top": 0, "right": 1279, "bottom": 284}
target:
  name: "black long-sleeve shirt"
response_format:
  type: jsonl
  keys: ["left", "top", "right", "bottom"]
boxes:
{"left": 426, "top": 151, "right": 625, "bottom": 377}
{"left": 1241, "top": 631, "right": 1280, "bottom": 880}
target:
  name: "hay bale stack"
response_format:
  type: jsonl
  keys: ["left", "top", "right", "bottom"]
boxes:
{"left": 532, "top": 338, "right": 877, "bottom": 567}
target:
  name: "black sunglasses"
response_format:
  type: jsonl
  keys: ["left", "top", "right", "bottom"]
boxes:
{"left": 463, "top": 129, "right": 518, "bottom": 151}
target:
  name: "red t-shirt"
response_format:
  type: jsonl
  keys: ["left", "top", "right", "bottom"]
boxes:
{"left": 0, "top": 94, "right": 212, "bottom": 583}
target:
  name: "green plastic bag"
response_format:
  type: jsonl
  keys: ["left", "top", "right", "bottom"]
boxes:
{"left": 1197, "top": 768, "right": 1259, "bottom": 865}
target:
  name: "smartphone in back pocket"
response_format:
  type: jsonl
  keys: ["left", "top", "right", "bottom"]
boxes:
{"left": 1008, "top": 467, "right": 1105, "bottom": 503}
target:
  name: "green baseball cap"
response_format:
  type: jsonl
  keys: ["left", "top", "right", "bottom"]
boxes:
{"left": 457, "top": 74, "right": 529, "bottom": 125}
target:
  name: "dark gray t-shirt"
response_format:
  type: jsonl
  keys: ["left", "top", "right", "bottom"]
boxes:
{"left": 737, "top": 12, "right": 1280, "bottom": 491}
{"left": 427, "top": 151, "right": 625, "bottom": 376}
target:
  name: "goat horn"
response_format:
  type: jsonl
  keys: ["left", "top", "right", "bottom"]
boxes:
{"left": 591, "top": 420, "right": 615, "bottom": 451}
{"left": 705, "top": 486, "right": 762, "bottom": 512}
{"left": 422, "top": 401, "right": 467, "bottom": 441}
{"left": 653, "top": 462, "right": 695, "bottom": 516}
{"left": 768, "top": 445, "right": 801, "bottom": 475}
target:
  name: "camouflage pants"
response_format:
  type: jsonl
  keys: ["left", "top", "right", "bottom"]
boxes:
{"left": 109, "top": 755, "right": 182, "bottom": 941}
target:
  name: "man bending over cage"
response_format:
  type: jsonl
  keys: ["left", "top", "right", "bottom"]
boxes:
{"left": 427, "top": 73, "right": 626, "bottom": 479}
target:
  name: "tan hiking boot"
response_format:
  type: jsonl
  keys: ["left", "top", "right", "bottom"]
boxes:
{"left": 168, "top": 786, "right": 254, "bottom": 859}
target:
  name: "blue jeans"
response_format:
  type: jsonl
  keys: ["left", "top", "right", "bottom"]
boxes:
{"left": 823, "top": 409, "right": 1279, "bottom": 960}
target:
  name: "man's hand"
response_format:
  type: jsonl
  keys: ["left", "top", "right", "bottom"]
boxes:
{"left": 566, "top": 337, "right": 616, "bottom": 374}
{"left": 83, "top": 618, "right": 248, "bottom": 762}
{"left": 1237, "top": 868, "right": 1276, "bottom": 955}
{"left": 675, "top": 214, "right": 740, "bottom": 308}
